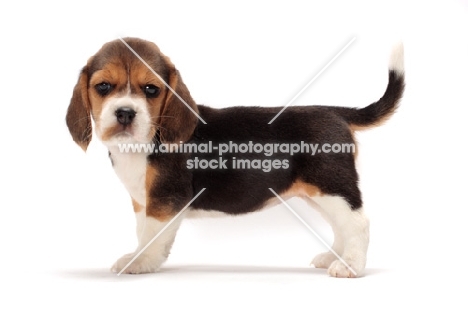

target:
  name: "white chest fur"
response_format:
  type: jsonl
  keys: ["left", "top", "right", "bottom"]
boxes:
{"left": 108, "top": 147, "right": 148, "bottom": 207}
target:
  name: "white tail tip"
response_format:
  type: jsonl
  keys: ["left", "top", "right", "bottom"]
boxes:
{"left": 389, "top": 42, "right": 404, "bottom": 74}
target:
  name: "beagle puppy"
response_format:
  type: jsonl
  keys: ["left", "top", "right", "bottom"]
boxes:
{"left": 66, "top": 38, "right": 404, "bottom": 277}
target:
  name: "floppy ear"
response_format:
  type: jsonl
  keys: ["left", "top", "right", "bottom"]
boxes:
{"left": 66, "top": 66, "right": 92, "bottom": 151}
{"left": 158, "top": 57, "right": 199, "bottom": 143}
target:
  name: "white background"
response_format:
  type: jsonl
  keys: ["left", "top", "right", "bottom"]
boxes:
{"left": 1, "top": 0, "right": 467, "bottom": 309}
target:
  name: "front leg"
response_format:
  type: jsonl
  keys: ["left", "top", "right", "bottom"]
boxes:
{"left": 111, "top": 207, "right": 183, "bottom": 274}
{"left": 111, "top": 153, "right": 194, "bottom": 274}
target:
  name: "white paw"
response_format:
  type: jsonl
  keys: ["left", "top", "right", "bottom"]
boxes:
{"left": 311, "top": 251, "right": 338, "bottom": 269}
{"left": 327, "top": 258, "right": 365, "bottom": 278}
{"left": 111, "top": 252, "right": 162, "bottom": 274}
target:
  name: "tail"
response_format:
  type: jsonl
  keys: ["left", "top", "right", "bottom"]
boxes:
{"left": 331, "top": 43, "right": 405, "bottom": 130}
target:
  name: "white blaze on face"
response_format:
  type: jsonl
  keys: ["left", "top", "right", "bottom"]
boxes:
{"left": 96, "top": 94, "right": 153, "bottom": 146}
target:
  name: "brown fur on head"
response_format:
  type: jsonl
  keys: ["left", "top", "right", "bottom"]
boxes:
{"left": 66, "top": 38, "right": 199, "bottom": 151}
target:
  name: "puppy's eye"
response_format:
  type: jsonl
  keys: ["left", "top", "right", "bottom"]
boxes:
{"left": 143, "top": 84, "right": 161, "bottom": 98}
{"left": 95, "top": 82, "right": 113, "bottom": 96}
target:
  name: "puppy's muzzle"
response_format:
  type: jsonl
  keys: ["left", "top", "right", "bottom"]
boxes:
{"left": 115, "top": 107, "right": 136, "bottom": 126}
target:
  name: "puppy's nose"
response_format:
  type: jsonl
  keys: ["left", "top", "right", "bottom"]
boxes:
{"left": 115, "top": 107, "right": 136, "bottom": 125}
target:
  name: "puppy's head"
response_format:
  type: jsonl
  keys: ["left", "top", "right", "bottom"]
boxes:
{"left": 66, "top": 38, "right": 199, "bottom": 151}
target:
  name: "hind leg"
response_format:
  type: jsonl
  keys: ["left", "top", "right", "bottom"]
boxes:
{"left": 312, "top": 195, "right": 369, "bottom": 278}
{"left": 305, "top": 197, "right": 345, "bottom": 269}
{"left": 311, "top": 225, "right": 344, "bottom": 269}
